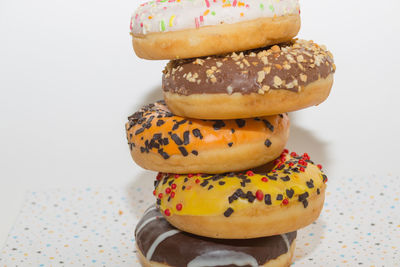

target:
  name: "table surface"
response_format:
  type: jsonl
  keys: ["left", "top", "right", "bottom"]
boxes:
{"left": 1, "top": 174, "right": 399, "bottom": 266}
{"left": 1, "top": 0, "right": 400, "bottom": 257}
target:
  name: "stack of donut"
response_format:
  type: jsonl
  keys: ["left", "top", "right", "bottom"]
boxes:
{"left": 127, "top": 0, "right": 335, "bottom": 266}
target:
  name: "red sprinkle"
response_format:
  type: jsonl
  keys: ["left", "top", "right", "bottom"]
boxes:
{"left": 298, "top": 160, "right": 307, "bottom": 166}
{"left": 171, "top": 184, "right": 177, "bottom": 189}
{"left": 170, "top": 192, "right": 175, "bottom": 198}
{"left": 174, "top": 174, "right": 180, "bottom": 178}
{"left": 256, "top": 190, "right": 263, "bottom": 201}
{"left": 317, "top": 164, "right": 323, "bottom": 169}
{"left": 289, "top": 162, "right": 294, "bottom": 167}
{"left": 195, "top": 179, "right": 200, "bottom": 184}
{"left": 282, "top": 199, "right": 289, "bottom": 205}
{"left": 283, "top": 149, "right": 289, "bottom": 154}
{"left": 302, "top": 153, "right": 310, "bottom": 160}
{"left": 158, "top": 193, "right": 163, "bottom": 199}
{"left": 246, "top": 170, "right": 254, "bottom": 176}
{"left": 165, "top": 188, "right": 171, "bottom": 194}
{"left": 290, "top": 152, "right": 297, "bottom": 157}
{"left": 153, "top": 190, "right": 156, "bottom": 196}
{"left": 156, "top": 173, "right": 162, "bottom": 180}
{"left": 188, "top": 173, "right": 194, "bottom": 178}
{"left": 272, "top": 169, "right": 276, "bottom": 173}
{"left": 261, "top": 177, "right": 268, "bottom": 182}
{"left": 299, "top": 167, "right": 305, "bottom": 172}
{"left": 176, "top": 203, "right": 182, "bottom": 211}
{"left": 164, "top": 209, "right": 171, "bottom": 216}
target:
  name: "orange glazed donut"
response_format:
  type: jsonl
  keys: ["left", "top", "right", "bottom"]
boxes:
{"left": 125, "top": 101, "right": 289, "bottom": 174}
{"left": 154, "top": 150, "right": 327, "bottom": 239}
{"left": 130, "top": 0, "right": 300, "bottom": 60}
{"left": 163, "top": 39, "right": 336, "bottom": 119}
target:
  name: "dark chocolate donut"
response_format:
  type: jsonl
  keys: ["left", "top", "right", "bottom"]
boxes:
{"left": 135, "top": 206, "right": 297, "bottom": 267}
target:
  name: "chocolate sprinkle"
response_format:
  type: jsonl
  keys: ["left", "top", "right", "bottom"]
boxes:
{"left": 178, "top": 147, "right": 189, "bottom": 156}
{"left": 298, "top": 192, "right": 309, "bottom": 202}
{"left": 264, "top": 194, "right": 272, "bottom": 205}
{"left": 192, "top": 129, "right": 203, "bottom": 139}
{"left": 235, "top": 119, "right": 246, "bottom": 128}
{"left": 200, "top": 180, "right": 209, "bottom": 187}
{"left": 157, "top": 149, "right": 170, "bottom": 159}
{"left": 212, "top": 120, "right": 225, "bottom": 130}
{"left": 286, "top": 189, "right": 294, "bottom": 199}
{"left": 170, "top": 134, "right": 183, "bottom": 145}
{"left": 156, "top": 119, "right": 165, "bottom": 126}
{"left": 246, "top": 191, "right": 256, "bottom": 203}
{"left": 281, "top": 175, "right": 290, "bottom": 182}
{"left": 135, "top": 128, "right": 145, "bottom": 135}
{"left": 224, "top": 208, "right": 234, "bottom": 217}
{"left": 183, "top": 131, "right": 190, "bottom": 145}
{"left": 265, "top": 139, "right": 272, "bottom": 147}
{"left": 263, "top": 120, "right": 274, "bottom": 132}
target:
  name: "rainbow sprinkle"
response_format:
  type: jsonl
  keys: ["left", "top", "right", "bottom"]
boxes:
{"left": 130, "top": 0, "right": 300, "bottom": 34}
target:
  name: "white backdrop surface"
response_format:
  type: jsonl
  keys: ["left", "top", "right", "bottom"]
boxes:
{"left": 1, "top": 0, "right": 400, "bottom": 248}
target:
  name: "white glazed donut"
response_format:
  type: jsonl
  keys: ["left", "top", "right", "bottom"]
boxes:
{"left": 130, "top": 0, "right": 301, "bottom": 59}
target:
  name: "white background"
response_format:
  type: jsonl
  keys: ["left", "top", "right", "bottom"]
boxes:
{"left": 1, "top": 0, "right": 400, "bottom": 245}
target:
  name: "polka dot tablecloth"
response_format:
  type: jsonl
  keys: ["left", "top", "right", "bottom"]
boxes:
{"left": 1, "top": 174, "right": 399, "bottom": 266}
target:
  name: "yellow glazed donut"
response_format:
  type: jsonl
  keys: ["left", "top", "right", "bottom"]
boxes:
{"left": 130, "top": 0, "right": 300, "bottom": 60}
{"left": 154, "top": 150, "right": 327, "bottom": 239}
{"left": 163, "top": 39, "right": 336, "bottom": 119}
{"left": 135, "top": 206, "right": 297, "bottom": 267}
{"left": 125, "top": 101, "right": 289, "bottom": 174}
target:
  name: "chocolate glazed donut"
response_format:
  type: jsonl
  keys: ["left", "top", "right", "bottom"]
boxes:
{"left": 163, "top": 39, "right": 335, "bottom": 119}
{"left": 135, "top": 206, "right": 297, "bottom": 267}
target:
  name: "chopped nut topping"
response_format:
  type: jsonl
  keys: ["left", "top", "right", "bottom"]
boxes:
{"left": 262, "top": 85, "right": 270, "bottom": 92}
{"left": 194, "top": 58, "right": 204, "bottom": 65}
{"left": 271, "top": 45, "right": 281, "bottom": 52}
{"left": 297, "top": 55, "right": 304, "bottom": 63}
{"left": 264, "top": 66, "right": 271, "bottom": 74}
{"left": 243, "top": 59, "right": 250, "bottom": 67}
{"left": 300, "top": 74, "right": 307, "bottom": 83}
{"left": 274, "top": 76, "right": 283, "bottom": 87}
{"left": 163, "top": 39, "right": 335, "bottom": 95}
{"left": 261, "top": 56, "right": 268, "bottom": 65}
{"left": 226, "top": 85, "right": 233, "bottom": 94}
{"left": 257, "top": 71, "right": 266, "bottom": 83}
